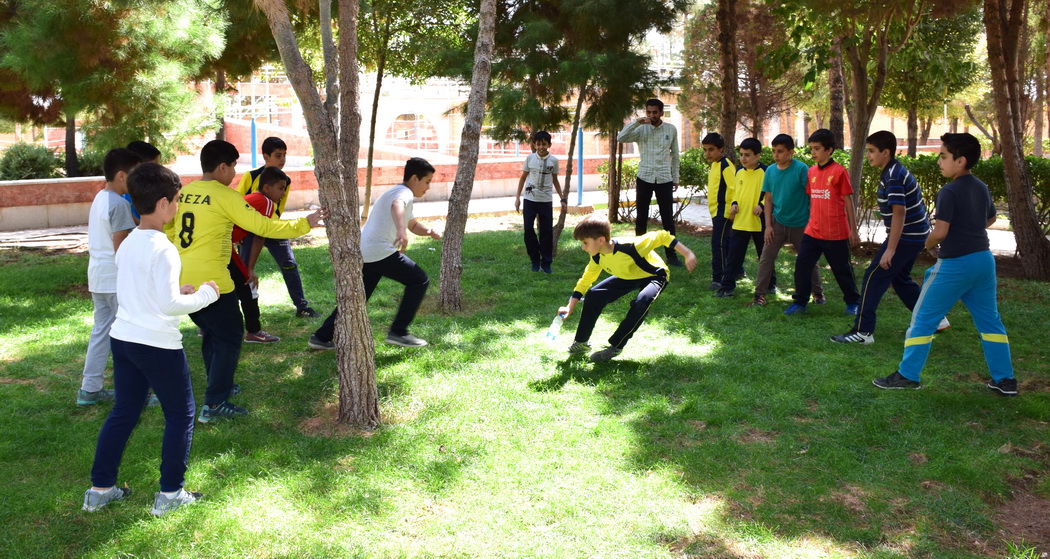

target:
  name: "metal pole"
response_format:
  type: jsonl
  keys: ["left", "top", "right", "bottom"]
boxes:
{"left": 251, "top": 118, "right": 258, "bottom": 168}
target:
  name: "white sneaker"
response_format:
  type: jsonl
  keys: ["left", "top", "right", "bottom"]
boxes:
{"left": 82, "top": 486, "right": 131, "bottom": 512}
{"left": 150, "top": 488, "right": 201, "bottom": 516}
{"left": 936, "top": 317, "right": 951, "bottom": 333}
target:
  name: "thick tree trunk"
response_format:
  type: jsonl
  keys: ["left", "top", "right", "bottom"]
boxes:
{"left": 803, "top": 112, "right": 811, "bottom": 140}
{"left": 553, "top": 89, "right": 586, "bottom": 254}
{"left": 320, "top": 0, "right": 339, "bottom": 120}
{"left": 919, "top": 116, "right": 933, "bottom": 147}
{"left": 64, "top": 110, "right": 78, "bottom": 177}
{"left": 438, "top": 0, "right": 497, "bottom": 312}
{"left": 1035, "top": 68, "right": 1044, "bottom": 157}
{"left": 364, "top": 37, "right": 388, "bottom": 221}
{"left": 828, "top": 37, "right": 846, "bottom": 150}
{"left": 215, "top": 70, "right": 227, "bottom": 141}
{"left": 985, "top": 0, "right": 1050, "bottom": 279}
{"left": 607, "top": 135, "right": 619, "bottom": 223}
{"left": 907, "top": 104, "right": 918, "bottom": 157}
{"left": 717, "top": 0, "right": 738, "bottom": 159}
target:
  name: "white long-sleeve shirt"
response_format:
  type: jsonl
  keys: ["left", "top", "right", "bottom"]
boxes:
{"left": 110, "top": 228, "right": 218, "bottom": 350}
{"left": 617, "top": 120, "right": 680, "bottom": 184}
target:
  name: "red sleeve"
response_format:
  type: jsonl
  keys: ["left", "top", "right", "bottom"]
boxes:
{"left": 246, "top": 193, "right": 275, "bottom": 218}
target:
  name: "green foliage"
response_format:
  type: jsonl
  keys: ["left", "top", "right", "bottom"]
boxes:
{"left": 0, "top": 142, "right": 61, "bottom": 180}
{"left": 77, "top": 148, "right": 106, "bottom": 177}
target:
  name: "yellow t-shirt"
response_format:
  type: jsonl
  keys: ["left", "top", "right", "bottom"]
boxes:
{"left": 166, "top": 179, "right": 310, "bottom": 294}
{"left": 706, "top": 158, "right": 737, "bottom": 219}
{"left": 236, "top": 167, "right": 291, "bottom": 216}
{"left": 731, "top": 165, "right": 767, "bottom": 232}
{"left": 572, "top": 231, "right": 677, "bottom": 298}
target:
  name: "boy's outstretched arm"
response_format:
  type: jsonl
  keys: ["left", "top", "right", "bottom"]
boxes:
{"left": 515, "top": 171, "right": 528, "bottom": 213}
{"left": 674, "top": 242, "right": 697, "bottom": 273}
{"left": 408, "top": 218, "right": 442, "bottom": 240}
{"left": 557, "top": 295, "right": 580, "bottom": 318}
{"left": 762, "top": 192, "right": 775, "bottom": 244}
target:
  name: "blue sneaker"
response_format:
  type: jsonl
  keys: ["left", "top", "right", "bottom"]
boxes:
{"left": 845, "top": 304, "right": 859, "bottom": 316}
{"left": 784, "top": 303, "right": 807, "bottom": 316}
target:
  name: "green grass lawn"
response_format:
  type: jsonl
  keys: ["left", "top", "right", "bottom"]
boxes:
{"left": 1, "top": 221, "right": 1048, "bottom": 558}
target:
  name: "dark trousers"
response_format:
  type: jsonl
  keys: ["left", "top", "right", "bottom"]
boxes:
{"left": 792, "top": 234, "right": 860, "bottom": 306}
{"left": 522, "top": 199, "right": 553, "bottom": 265}
{"left": 710, "top": 215, "right": 740, "bottom": 282}
{"left": 574, "top": 276, "right": 667, "bottom": 350}
{"left": 315, "top": 252, "right": 429, "bottom": 342}
{"left": 635, "top": 178, "right": 677, "bottom": 261}
{"left": 239, "top": 235, "right": 309, "bottom": 310}
{"left": 189, "top": 292, "right": 243, "bottom": 405}
{"left": 854, "top": 241, "right": 924, "bottom": 333}
{"left": 91, "top": 339, "right": 195, "bottom": 492}
{"left": 721, "top": 228, "right": 774, "bottom": 291}
{"left": 230, "top": 259, "right": 261, "bottom": 333}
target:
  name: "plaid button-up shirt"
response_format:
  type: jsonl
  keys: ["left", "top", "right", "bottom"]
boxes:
{"left": 617, "top": 120, "right": 680, "bottom": 184}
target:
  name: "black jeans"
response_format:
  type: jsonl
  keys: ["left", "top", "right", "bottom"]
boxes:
{"left": 230, "top": 259, "right": 261, "bottom": 333}
{"left": 710, "top": 215, "right": 738, "bottom": 283}
{"left": 522, "top": 199, "right": 553, "bottom": 265}
{"left": 721, "top": 228, "right": 774, "bottom": 291}
{"left": 635, "top": 178, "right": 677, "bottom": 261}
{"left": 574, "top": 276, "right": 667, "bottom": 350}
{"left": 315, "top": 252, "right": 430, "bottom": 342}
{"left": 792, "top": 235, "right": 860, "bottom": 306}
{"left": 855, "top": 241, "right": 924, "bottom": 333}
{"left": 189, "top": 292, "right": 243, "bottom": 405}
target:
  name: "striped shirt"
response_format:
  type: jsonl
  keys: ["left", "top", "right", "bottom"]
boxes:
{"left": 878, "top": 159, "right": 930, "bottom": 245}
{"left": 617, "top": 121, "right": 680, "bottom": 184}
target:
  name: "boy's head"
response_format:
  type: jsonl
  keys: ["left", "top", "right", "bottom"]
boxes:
{"left": 738, "top": 138, "right": 762, "bottom": 169}
{"left": 770, "top": 133, "right": 795, "bottom": 166}
{"left": 573, "top": 213, "right": 612, "bottom": 256}
{"left": 939, "top": 133, "right": 981, "bottom": 178}
{"left": 531, "top": 130, "right": 552, "bottom": 156}
{"left": 261, "top": 136, "right": 288, "bottom": 169}
{"left": 127, "top": 163, "right": 181, "bottom": 218}
{"left": 103, "top": 147, "right": 142, "bottom": 192}
{"left": 644, "top": 98, "right": 664, "bottom": 125}
{"left": 864, "top": 131, "right": 897, "bottom": 169}
{"left": 404, "top": 157, "right": 436, "bottom": 197}
{"left": 701, "top": 132, "right": 725, "bottom": 162}
{"left": 126, "top": 140, "right": 161, "bottom": 164}
{"left": 807, "top": 129, "right": 835, "bottom": 165}
{"left": 258, "top": 166, "right": 291, "bottom": 204}
{"left": 200, "top": 140, "right": 239, "bottom": 185}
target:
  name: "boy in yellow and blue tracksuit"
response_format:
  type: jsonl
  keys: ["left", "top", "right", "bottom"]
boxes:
{"left": 702, "top": 132, "right": 739, "bottom": 289}
{"left": 714, "top": 138, "right": 773, "bottom": 297}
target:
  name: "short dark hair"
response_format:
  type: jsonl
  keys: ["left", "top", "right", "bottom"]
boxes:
{"left": 261, "top": 136, "right": 287, "bottom": 155}
{"left": 739, "top": 138, "right": 762, "bottom": 155}
{"left": 807, "top": 129, "right": 836, "bottom": 151}
{"left": 865, "top": 130, "right": 897, "bottom": 154}
{"left": 403, "top": 157, "right": 435, "bottom": 183}
{"left": 941, "top": 133, "right": 981, "bottom": 169}
{"left": 531, "top": 130, "right": 552, "bottom": 144}
{"left": 645, "top": 98, "right": 664, "bottom": 112}
{"left": 127, "top": 163, "right": 181, "bottom": 216}
{"left": 701, "top": 132, "right": 725, "bottom": 149}
{"left": 200, "top": 140, "right": 239, "bottom": 173}
{"left": 125, "top": 140, "right": 161, "bottom": 163}
{"left": 771, "top": 133, "right": 794, "bottom": 150}
{"left": 259, "top": 166, "right": 291, "bottom": 189}
{"left": 573, "top": 213, "right": 612, "bottom": 241}
{"left": 102, "top": 148, "right": 141, "bottom": 182}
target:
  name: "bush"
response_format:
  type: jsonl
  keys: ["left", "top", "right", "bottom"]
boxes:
{"left": 0, "top": 142, "right": 62, "bottom": 180}
{"left": 77, "top": 149, "right": 106, "bottom": 177}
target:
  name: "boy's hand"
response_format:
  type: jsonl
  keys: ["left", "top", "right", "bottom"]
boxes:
{"left": 307, "top": 208, "right": 329, "bottom": 227}
{"left": 753, "top": 205, "right": 762, "bottom": 216}
{"left": 729, "top": 205, "right": 738, "bottom": 219}
{"left": 201, "top": 281, "right": 219, "bottom": 294}
{"left": 180, "top": 284, "right": 196, "bottom": 295}
{"left": 246, "top": 270, "right": 258, "bottom": 287}
{"left": 395, "top": 232, "right": 409, "bottom": 253}
{"left": 764, "top": 228, "right": 774, "bottom": 245}
{"left": 514, "top": 197, "right": 521, "bottom": 214}
{"left": 684, "top": 252, "right": 697, "bottom": 273}
{"left": 428, "top": 229, "right": 442, "bottom": 241}
{"left": 558, "top": 305, "right": 573, "bottom": 318}
{"left": 848, "top": 230, "right": 859, "bottom": 247}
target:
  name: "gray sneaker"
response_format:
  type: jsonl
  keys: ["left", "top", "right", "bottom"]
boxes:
{"left": 82, "top": 486, "right": 131, "bottom": 512}
{"left": 150, "top": 488, "right": 202, "bottom": 517}
{"left": 77, "top": 388, "right": 115, "bottom": 406}
{"left": 198, "top": 401, "right": 248, "bottom": 424}
{"left": 385, "top": 333, "right": 428, "bottom": 347}
{"left": 590, "top": 346, "right": 623, "bottom": 362}
{"left": 567, "top": 341, "right": 591, "bottom": 354}
{"left": 308, "top": 335, "right": 334, "bottom": 350}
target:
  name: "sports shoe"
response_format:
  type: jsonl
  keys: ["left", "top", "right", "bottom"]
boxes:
{"left": 749, "top": 295, "right": 767, "bottom": 307}
{"left": 590, "top": 346, "right": 622, "bottom": 362}
{"left": 198, "top": 401, "right": 248, "bottom": 423}
{"left": 936, "top": 317, "right": 951, "bottom": 333}
{"left": 873, "top": 371, "right": 921, "bottom": 390}
{"left": 245, "top": 330, "right": 281, "bottom": 344}
{"left": 844, "top": 304, "right": 859, "bottom": 316}
{"left": 82, "top": 486, "right": 131, "bottom": 512}
{"left": 230, "top": 384, "right": 241, "bottom": 397}
{"left": 150, "top": 488, "right": 202, "bottom": 517}
{"left": 712, "top": 288, "right": 735, "bottom": 298}
{"left": 784, "top": 303, "right": 807, "bottom": 315}
{"left": 531, "top": 262, "right": 541, "bottom": 272}
{"left": 987, "top": 377, "right": 1018, "bottom": 396}
{"left": 77, "top": 388, "right": 115, "bottom": 406}
{"left": 567, "top": 341, "right": 591, "bottom": 354}
{"left": 296, "top": 306, "right": 320, "bottom": 318}
{"left": 830, "top": 330, "right": 874, "bottom": 345}
{"left": 768, "top": 286, "right": 778, "bottom": 295}
{"left": 308, "top": 335, "right": 334, "bottom": 350}
{"left": 386, "top": 333, "right": 428, "bottom": 347}
{"left": 541, "top": 263, "right": 552, "bottom": 274}
{"left": 735, "top": 271, "right": 746, "bottom": 281}
{"left": 708, "top": 281, "right": 721, "bottom": 291}
{"left": 812, "top": 294, "right": 827, "bottom": 305}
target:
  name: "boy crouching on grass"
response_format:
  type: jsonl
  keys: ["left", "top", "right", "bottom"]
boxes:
{"left": 83, "top": 163, "right": 220, "bottom": 516}
{"left": 557, "top": 213, "right": 696, "bottom": 362}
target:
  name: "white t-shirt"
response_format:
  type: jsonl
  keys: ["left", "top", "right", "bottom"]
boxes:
{"left": 87, "top": 189, "right": 136, "bottom": 293}
{"left": 110, "top": 228, "right": 219, "bottom": 350}
{"left": 522, "top": 153, "right": 559, "bottom": 203}
{"left": 361, "top": 184, "right": 415, "bottom": 263}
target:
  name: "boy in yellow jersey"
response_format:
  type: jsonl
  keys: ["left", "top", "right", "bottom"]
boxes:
{"left": 714, "top": 138, "right": 774, "bottom": 298}
{"left": 702, "top": 132, "right": 739, "bottom": 290}
{"left": 234, "top": 136, "right": 318, "bottom": 318}
{"left": 556, "top": 213, "right": 697, "bottom": 362}
{"left": 167, "top": 140, "right": 327, "bottom": 423}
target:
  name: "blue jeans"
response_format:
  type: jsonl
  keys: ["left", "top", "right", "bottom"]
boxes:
{"left": 710, "top": 215, "right": 737, "bottom": 283}
{"left": 240, "top": 235, "right": 309, "bottom": 310}
{"left": 91, "top": 339, "right": 195, "bottom": 492}
{"left": 854, "top": 241, "right": 924, "bottom": 333}
{"left": 189, "top": 292, "right": 243, "bottom": 405}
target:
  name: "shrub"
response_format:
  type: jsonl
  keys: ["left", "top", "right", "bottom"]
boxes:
{"left": 0, "top": 142, "right": 62, "bottom": 180}
{"left": 77, "top": 149, "right": 106, "bottom": 177}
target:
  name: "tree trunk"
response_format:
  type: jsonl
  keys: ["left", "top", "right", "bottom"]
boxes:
{"left": 907, "top": 104, "right": 918, "bottom": 157}
{"left": 828, "top": 37, "right": 846, "bottom": 150}
{"left": 553, "top": 88, "right": 586, "bottom": 255}
{"left": 607, "top": 135, "right": 619, "bottom": 223}
{"left": 617, "top": 142, "right": 625, "bottom": 222}
{"left": 803, "top": 112, "right": 811, "bottom": 140}
{"left": 716, "top": 0, "right": 738, "bottom": 160}
{"left": 64, "top": 109, "right": 78, "bottom": 177}
{"left": 215, "top": 70, "right": 227, "bottom": 141}
{"left": 985, "top": 0, "right": 1050, "bottom": 279}
{"left": 438, "top": 0, "right": 497, "bottom": 312}
{"left": 257, "top": 0, "right": 379, "bottom": 428}
{"left": 1035, "top": 67, "right": 1044, "bottom": 157}
{"left": 364, "top": 30, "right": 389, "bottom": 221}
{"left": 320, "top": 0, "right": 339, "bottom": 120}
{"left": 919, "top": 116, "right": 933, "bottom": 146}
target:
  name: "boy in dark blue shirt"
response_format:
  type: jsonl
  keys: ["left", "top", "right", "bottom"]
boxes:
{"left": 873, "top": 133, "right": 1017, "bottom": 395}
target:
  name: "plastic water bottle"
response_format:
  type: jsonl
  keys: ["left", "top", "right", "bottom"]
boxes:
{"left": 250, "top": 282, "right": 259, "bottom": 299}
{"left": 545, "top": 313, "right": 565, "bottom": 341}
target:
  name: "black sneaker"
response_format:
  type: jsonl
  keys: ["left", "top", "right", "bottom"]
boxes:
{"left": 541, "top": 263, "right": 552, "bottom": 274}
{"left": 308, "top": 335, "right": 334, "bottom": 350}
{"left": 708, "top": 281, "right": 721, "bottom": 291}
{"left": 873, "top": 371, "right": 920, "bottom": 390}
{"left": 296, "top": 306, "right": 320, "bottom": 318}
{"left": 531, "top": 262, "right": 541, "bottom": 272}
{"left": 735, "top": 271, "right": 746, "bottom": 281}
{"left": 987, "top": 377, "right": 1018, "bottom": 396}
{"left": 712, "top": 288, "right": 735, "bottom": 298}
{"left": 198, "top": 401, "right": 248, "bottom": 423}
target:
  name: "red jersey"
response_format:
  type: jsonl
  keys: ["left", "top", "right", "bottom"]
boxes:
{"left": 804, "top": 160, "right": 853, "bottom": 240}
{"left": 231, "top": 192, "right": 276, "bottom": 277}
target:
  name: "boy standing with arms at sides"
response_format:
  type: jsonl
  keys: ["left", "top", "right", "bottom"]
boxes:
{"left": 752, "top": 134, "right": 823, "bottom": 307}
{"left": 556, "top": 213, "right": 697, "bottom": 362}
{"left": 169, "top": 140, "right": 327, "bottom": 423}
{"left": 78, "top": 148, "right": 140, "bottom": 405}
{"left": 702, "top": 132, "right": 740, "bottom": 289}
{"left": 310, "top": 157, "right": 442, "bottom": 350}
{"left": 784, "top": 129, "right": 861, "bottom": 316}
{"left": 83, "top": 163, "right": 219, "bottom": 516}
{"left": 714, "top": 138, "right": 772, "bottom": 298}
{"left": 832, "top": 131, "right": 943, "bottom": 344}
{"left": 515, "top": 130, "right": 566, "bottom": 273}
{"left": 617, "top": 98, "right": 683, "bottom": 267}
{"left": 235, "top": 136, "right": 319, "bottom": 318}
{"left": 874, "top": 133, "right": 1017, "bottom": 395}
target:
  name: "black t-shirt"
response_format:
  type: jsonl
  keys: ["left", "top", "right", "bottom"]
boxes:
{"left": 934, "top": 174, "right": 995, "bottom": 259}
